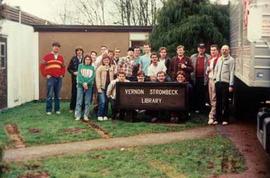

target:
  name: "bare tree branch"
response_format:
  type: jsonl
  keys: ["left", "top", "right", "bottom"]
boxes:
{"left": 57, "top": 0, "right": 163, "bottom": 25}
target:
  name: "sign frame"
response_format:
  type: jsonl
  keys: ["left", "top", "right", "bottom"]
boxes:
{"left": 115, "top": 82, "right": 188, "bottom": 111}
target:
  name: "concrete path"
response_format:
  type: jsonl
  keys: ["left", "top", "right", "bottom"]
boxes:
{"left": 3, "top": 126, "right": 215, "bottom": 162}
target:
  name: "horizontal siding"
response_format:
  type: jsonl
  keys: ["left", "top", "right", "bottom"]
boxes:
{"left": 0, "top": 4, "right": 51, "bottom": 26}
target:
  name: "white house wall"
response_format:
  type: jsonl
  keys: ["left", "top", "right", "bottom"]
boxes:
{"left": 1, "top": 20, "right": 39, "bottom": 108}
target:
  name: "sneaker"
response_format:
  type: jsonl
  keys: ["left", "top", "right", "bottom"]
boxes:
{"left": 138, "top": 110, "right": 146, "bottom": 113}
{"left": 205, "top": 102, "right": 210, "bottom": 107}
{"left": 75, "top": 117, "right": 80, "bottom": 121}
{"left": 195, "top": 110, "right": 200, "bottom": 114}
{"left": 97, "top": 116, "right": 103, "bottom": 121}
{"left": 151, "top": 117, "right": 158, "bottom": 123}
{"left": 56, "top": 111, "right": 61, "bottom": 115}
{"left": 46, "top": 112, "right": 52, "bottom": 115}
{"left": 69, "top": 110, "right": 74, "bottom": 113}
{"left": 171, "top": 117, "right": 179, "bottom": 123}
{"left": 103, "top": 116, "right": 108, "bottom": 121}
{"left": 208, "top": 119, "right": 214, "bottom": 125}
{"left": 170, "top": 117, "right": 176, "bottom": 122}
{"left": 83, "top": 116, "right": 89, "bottom": 121}
{"left": 213, "top": 121, "right": 218, "bottom": 125}
{"left": 222, "top": 121, "right": 228, "bottom": 126}
{"left": 114, "top": 113, "right": 120, "bottom": 120}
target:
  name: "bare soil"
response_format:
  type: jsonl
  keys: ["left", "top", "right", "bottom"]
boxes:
{"left": 217, "top": 121, "right": 270, "bottom": 178}
{"left": 82, "top": 120, "right": 111, "bottom": 139}
{"left": 19, "top": 171, "right": 49, "bottom": 178}
{"left": 28, "top": 128, "right": 41, "bottom": 134}
{"left": 62, "top": 128, "right": 87, "bottom": 134}
{"left": 5, "top": 124, "right": 25, "bottom": 148}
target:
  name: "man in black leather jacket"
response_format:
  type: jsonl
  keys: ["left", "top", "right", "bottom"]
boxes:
{"left": 67, "top": 46, "right": 84, "bottom": 112}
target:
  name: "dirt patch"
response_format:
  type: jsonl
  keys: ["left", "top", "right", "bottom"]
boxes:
{"left": 82, "top": 120, "right": 111, "bottom": 139}
{"left": 207, "top": 161, "right": 214, "bottom": 169}
{"left": 24, "top": 162, "right": 42, "bottom": 170}
{"left": 150, "top": 122, "right": 185, "bottom": 127}
{"left": 62, "top": 128, "right": 87, "bottom": 134}
{"left": 217, "top": 121, "right": 270, "bottom": 178}
{"left": 19, "top": 162, "right": 48, "bottom": 178}
{"left": 0, "top": 163, "right": 10, "bottom": 173}
{"left": 88, "top": 154, "right": 105, "bottom": 160}
{"left": 148, "top": 160, "right": 186, "bottom": 178}
{"left": 28, "top": 128, "right": 41, "bottom": 134}
{"left": 221, "top": 155, "right": 240, "bottom": 173}
{"left": 5, "top": 124, "right": 26, "bottom": 148}
{"left": 19, "top": 171, "right": 49, "bottom": 178}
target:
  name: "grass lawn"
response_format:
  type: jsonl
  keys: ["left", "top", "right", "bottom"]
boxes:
{"left": 94, "top": 116, "right": 207, "bottom": 137}
{"left": 0, "top": 101, "right": 100, "bottom": 147}
{"left": 0, "top": 101, "right": 208, "bottom": 147}
{"left": 2, "top": 136, "right": 246, "bottom": 178}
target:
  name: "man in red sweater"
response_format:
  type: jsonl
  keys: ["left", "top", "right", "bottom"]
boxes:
{"left": 41, "top": 42, "right": 65, "bottom": 115}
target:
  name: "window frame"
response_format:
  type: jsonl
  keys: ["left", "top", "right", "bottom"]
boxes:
{"left": 0, "top": 40, "right": 7, "bottom": 69}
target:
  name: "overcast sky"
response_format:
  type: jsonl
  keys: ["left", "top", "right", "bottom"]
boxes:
{"left": 3, "top": 0, "right": 63, "bottom": 22}
{"left": 3, "top": 0, "right": 229, "bottom": 24}
{"left": 3, "top": 0, "right": 126, "bottom": 24}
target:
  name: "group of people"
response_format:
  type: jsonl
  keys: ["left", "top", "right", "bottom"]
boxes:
{"left": 41, "top": 41, "right": 234, "bottom": 125}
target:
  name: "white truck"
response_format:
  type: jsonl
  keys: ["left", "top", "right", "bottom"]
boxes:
{"left": 230, "top": 0, "right": 270, "bottom": 116}
{"left": 230, "top": 0, "right": 270, "bottom": 153}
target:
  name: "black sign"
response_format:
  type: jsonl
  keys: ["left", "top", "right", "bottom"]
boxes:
{"left": 115, "top": 82, "right": 188, "bottom": 110}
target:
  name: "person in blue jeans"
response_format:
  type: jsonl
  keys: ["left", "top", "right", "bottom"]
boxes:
{"left": 95, "top": 55, "right": 115, "bottom": 121}
{"left": 74, "top": 54, "right": 95, "bottom": 121}
{"left": 40, "top": 42, "right": 65, "bottom": 115}
{"left": 46, "top": 77, "right": 62, "bottom": 114}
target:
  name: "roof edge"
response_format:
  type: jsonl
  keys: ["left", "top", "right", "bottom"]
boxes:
{"left": 0, "top": 4, "right": 53, "bottom": 26}
{"left": 33, "top": 25, "right": 153, "bottom": 32}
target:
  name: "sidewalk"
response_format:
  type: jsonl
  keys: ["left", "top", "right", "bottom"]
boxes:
{"left": 3, "top": 126, "right": 215, "bottom": 162}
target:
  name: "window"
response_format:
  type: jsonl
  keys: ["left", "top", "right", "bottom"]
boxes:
{"left": 0, "top": 42, "right": 6, "bottom": 69}
{"left": 131, "top": 41, "right": 145, "bottom": 48}
{"left": 129, "top": 33, "right": 149, "bottom": 48}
